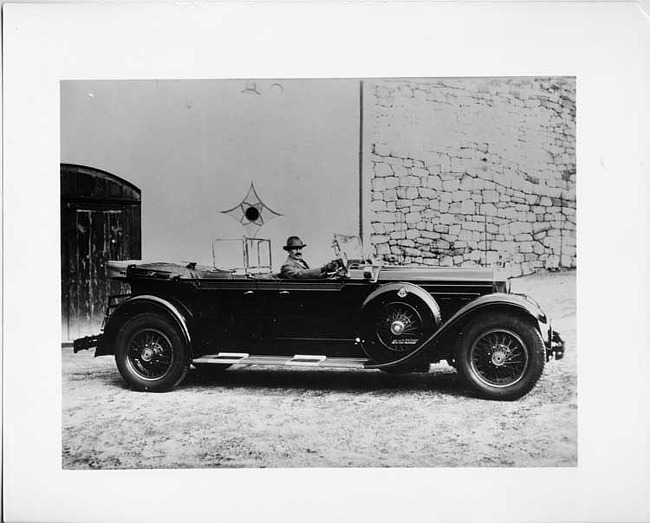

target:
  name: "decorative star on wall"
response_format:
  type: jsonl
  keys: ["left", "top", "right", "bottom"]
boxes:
{"left": 220, "top": 182, "right": 282, "bottom": 237}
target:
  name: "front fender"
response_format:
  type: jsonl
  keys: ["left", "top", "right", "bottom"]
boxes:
{"left": 361, "top": 281, "right": 442, "bottom": 326}
{"left": 365, "top": 292, "right": 549, "bottom": 370}
{"left": 96, "top": 294, "right": 193, "bottom": 356}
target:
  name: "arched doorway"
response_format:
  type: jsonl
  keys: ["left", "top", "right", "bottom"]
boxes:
{"left": 61, "top": 164, "right": 141, "bottom": 341}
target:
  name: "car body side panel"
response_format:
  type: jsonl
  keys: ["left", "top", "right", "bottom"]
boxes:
{"left": 364, "top": 292, "right": 549, "bottom": 369}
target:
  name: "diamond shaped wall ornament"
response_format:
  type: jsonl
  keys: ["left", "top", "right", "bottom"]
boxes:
{"left": 220, "top": 182, "right": 282, "bottom": 237}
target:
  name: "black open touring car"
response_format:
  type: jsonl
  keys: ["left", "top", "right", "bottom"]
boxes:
{"left": 74, "top": 235, "right": 565, "bottom": 400}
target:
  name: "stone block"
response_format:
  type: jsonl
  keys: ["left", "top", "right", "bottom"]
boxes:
{"left": 401, "top": 176, "right": 420, "bottom": 187}
{"left": 377, "top": 212, "right": 396, "bottom": 223}
{"left": 385, "top": 177, "right": 399, "bottom": 189}
{"left": 385, "top": 189, "right": 397, "bottom": 201}
{"left": 533, "top": 242, "right": 545, "bottom": 255}
{"left": 406, "top": 187, "right": 419, "bottom": 200}
{"left": 452, "top": 190, "right": 471, "bottom": 202}
{"left": 371, "top": 200, "right": 387, "bottom": 212}
{"left": 459, "top": 229, "right": 473, "bottom": 241}
{"left": 419, "top": 187, "right": 435, "bottom": 199}
{"left": 461, "top": 200, "right": 476, "bottom": 214}
{"left": 406, "top": 229, "right": 419, "bottom": 240}
{"left": 405, "top": 212, "right": 421, "bottom": 223}
{"left": 427, "top": 175, "right": 443, "bottom": 190}
{"left": 540, "top": 196, "right": 552, "bottom": 207}
{"left": 532, "top": 222, "right": 551, "bottom": 234}
{"left": 439, "top": 255, "right": 454, "bottom": 267}
{"left": 376, "top": 243, "right": 391, "bottom": 255}
{"left": 483, "top": 190, "right": 499, "bottom": 203}
{"left": 440, "top": 214, "right": 454, "bottom": 225}
{"left": 460, "top": 177, "right": 475, "bottom": 191}
{"left": 371, "top": 178, "right": 386, "bottom": 192}
{"left": 371, "top": 234, "right": 390, "bottom": 244}
{"left": 519, "top": 242, "right": 533, "bottom": 253}
{"left": 443, "top": 179, "right": 461, "bottom": 192}
{"left": 450, "top": 202, "right": 462, "bottom": 214}
{"left": 392, "top": 164, "right": 407, "bottom": 177}
{"left": 375, "top": 163, "right": 393, "bottom": 177}
{"left": 480, "top": 203, "right": 498, "bottom": 217}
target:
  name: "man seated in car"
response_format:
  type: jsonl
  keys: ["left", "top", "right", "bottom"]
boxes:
{"left": 280, "top": 236, "right": 341, "bottom": 279}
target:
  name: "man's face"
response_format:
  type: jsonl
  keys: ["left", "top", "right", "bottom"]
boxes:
{"left": 289, "top": 247, "right": 303, "bottom": 260}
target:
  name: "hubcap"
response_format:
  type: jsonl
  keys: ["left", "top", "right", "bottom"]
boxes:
{"left": 470, "top": 329, "right": 529, "bottom": 388}
{"left": 141, "top": 347, "right": 155, "bottom": 362}
{"left": 491, "top": 348, "right": 507, "bottom": 366}
{"left": 127, "top": 329, "right": 174, "bottom": 381}
{"left": 375, "top": 302, "right": 424, "bottom": 352}
{"left": 390, "top": 320, "right": 405, "bottom": 336}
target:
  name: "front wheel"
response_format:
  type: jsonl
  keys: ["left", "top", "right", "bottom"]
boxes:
{"left": 115, "top": 312, "right": 190, "bottom": 392}
{"left": 456, "top": 312, "right": 545, "bottom": 401}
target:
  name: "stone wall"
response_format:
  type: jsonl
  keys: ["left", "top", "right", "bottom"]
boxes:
{"left": 367, "top": 77, "right": 576, "bottom": 277}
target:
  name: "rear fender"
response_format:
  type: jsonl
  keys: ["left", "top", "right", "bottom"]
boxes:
{"left": 96, "top": 295, "right": 193, "bottom": 357}
{"left": 365, "top": 292, "right": 549, "bottom": 370}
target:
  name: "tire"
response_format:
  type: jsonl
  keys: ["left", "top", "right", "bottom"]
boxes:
{"left": 456, "top": 312, "right": 545, "bottom": 401}
{"left": 360, "top": 294, "right": 436, "bottom": 367}
{"left": 115, "top": 312, "right": 190, "bottom": 392}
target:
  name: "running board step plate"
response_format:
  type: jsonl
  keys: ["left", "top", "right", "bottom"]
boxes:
{"left": 193, "top": 353, "right": 370, "bottom": 369}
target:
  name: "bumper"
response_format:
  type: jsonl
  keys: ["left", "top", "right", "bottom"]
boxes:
{"left": 546, "top": 330, "right": 565, "bottom": 361}
{"left": 73, "top": 334, "right": 103, "bottom": 353}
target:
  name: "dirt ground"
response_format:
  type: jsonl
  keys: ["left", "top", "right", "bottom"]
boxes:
{"left": 62, "top": 269, "right": 576, "bottom": 469}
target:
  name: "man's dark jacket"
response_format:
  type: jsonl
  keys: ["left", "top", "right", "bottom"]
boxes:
{"left": 280, "top": 256, "right": 323, "bottom": 279}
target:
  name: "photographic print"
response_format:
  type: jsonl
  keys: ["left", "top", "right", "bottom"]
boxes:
{"left": 61, "top": 77, "right": 577, "bottom": 469}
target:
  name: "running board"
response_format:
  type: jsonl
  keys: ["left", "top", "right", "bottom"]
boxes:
{"left": 192, "top": 352, "right": 371, "bottom": 369}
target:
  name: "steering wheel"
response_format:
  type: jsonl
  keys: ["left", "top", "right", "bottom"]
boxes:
{"left": 324, "top": 259, "right": 346, "bottom": 279}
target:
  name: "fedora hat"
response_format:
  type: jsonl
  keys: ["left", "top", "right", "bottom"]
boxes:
{"left": 283, "top": 236, "right": 307, "bottom": 251}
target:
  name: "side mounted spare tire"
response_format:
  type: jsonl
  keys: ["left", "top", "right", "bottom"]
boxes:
{"left": 359, "top": 289, "right": 439, "bottom": 368}
{"left": 456, "top": 311, "right": 545, "bottom": 401}
{"left": 115, "top": 312, "right": 190, "bottom": 392}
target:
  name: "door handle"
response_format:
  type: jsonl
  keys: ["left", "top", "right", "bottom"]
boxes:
{"left": 279, "top": 291, "right": 290, "bottom": 295}
{"left": 244, "top": 290, "right": 254, "bottom": 295}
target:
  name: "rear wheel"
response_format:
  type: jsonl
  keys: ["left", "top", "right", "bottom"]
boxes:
{"left": 115, "top": 312, "right": 190, "bottom": 392}
{"left": 457, "top": 312, "right": 545, "bottom": 400}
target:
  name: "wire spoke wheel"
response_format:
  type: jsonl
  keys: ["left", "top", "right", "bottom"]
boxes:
{"left": 375, "top": 301, "right": 425, "bottom": 353}
{"left": 470, "top": 328, "right": 529, "bottom": 388}
{"left": 126, "top": 328, "right": 175, "bottom": 380}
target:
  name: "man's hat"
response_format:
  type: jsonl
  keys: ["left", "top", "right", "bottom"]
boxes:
{"left": 283, "top": 236, "right": 307, "bottom": 251}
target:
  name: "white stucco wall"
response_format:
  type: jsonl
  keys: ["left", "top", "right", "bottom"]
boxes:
{"left": 61, "top": 79, "right": 360, "bottom": 269}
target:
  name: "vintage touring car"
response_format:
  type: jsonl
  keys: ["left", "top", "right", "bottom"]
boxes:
{"left": 74, "top": 235, "right": 565, "bottom": 400}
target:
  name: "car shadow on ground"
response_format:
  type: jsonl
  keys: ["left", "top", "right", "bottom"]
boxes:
{"left": 179, "top": 365, "right": 467, "bottom": 397}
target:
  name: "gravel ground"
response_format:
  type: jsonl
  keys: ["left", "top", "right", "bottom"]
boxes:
{"left": 62, "top": 269, "right": 576, "bottom": 469}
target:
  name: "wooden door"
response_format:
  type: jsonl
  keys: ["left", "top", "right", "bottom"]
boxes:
{"left": 61, "top": 165, "right": 141, "bottom": 341}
